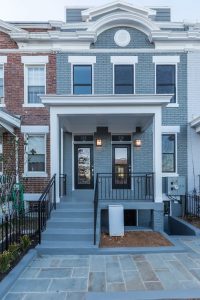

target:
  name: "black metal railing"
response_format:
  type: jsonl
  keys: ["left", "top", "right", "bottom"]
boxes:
{"left": 98, "top": 173, "right": 154, "bottom": 201}
{"left": 59, "top": 174, "right": 67, "bottom": 197}
{"left": 94, "top": 174, "right": 99, "bottom": 245}
{"left": 185, "top": 193, "right": 200, "bottom": 218}
{"left": 38, "top": 174, "right": 56, "bottom": 243}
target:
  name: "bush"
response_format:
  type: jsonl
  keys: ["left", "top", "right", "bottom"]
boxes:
{"left": 20, "top": 235, "right": 31, "bottom": 251}
{"left": 0, "top": 251, "right": 12, "bottom": 273}
{"left": 8, "top": 243, "right": 21, "bottom": 261}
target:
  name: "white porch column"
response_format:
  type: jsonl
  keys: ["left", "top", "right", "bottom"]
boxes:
{"left": 50, "top": 108, "right": 60, "bottom": 202}
{"left": 153, "top": 109, "right": 162, "bottom": 202}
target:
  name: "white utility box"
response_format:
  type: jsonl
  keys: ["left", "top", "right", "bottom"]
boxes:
{"left": 109, "top": 205, "right": 124, "bottom": 236}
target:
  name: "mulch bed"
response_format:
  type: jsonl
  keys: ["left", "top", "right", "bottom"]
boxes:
{"left": 100, "top": 231, "right": 173, "bottom": 248}
{"left": 182, "top": 216, "right": 200, "bottom": 229}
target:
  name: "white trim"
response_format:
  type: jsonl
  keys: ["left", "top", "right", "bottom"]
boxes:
{"left": 21, "top": 125, "right": 49, "bottom": 134}
{"left": 22, "top": 103, "right": 44, "bottom": 108}
{"left": 0, "top": 64, "right": 5, "bottom": 101}
{"left": 166, "top": 103, "right": 179, "bottom": 108}
{"left": 0, "top": 56, "right": 7, "bottom": 64}
{"left": 68, "top": 56, "right": 96, "bottom": 64}
{"left": 23, "top": 172, "right": 48, "bottom": 178}
{"left": 21, "top": 56, "right": 49, "bottom": 64}
{"left": 162, "top": 173, "right": 179, "bottom": 177}
{"left": 24, "top": 193, "right": 41, "bottom": 201}
{"left": 153, "top": 56, "right": 180, "bottom": 64}
{"left": 110, "top": 56, "right": 138, "bottom": 64}
{"left": 60, "top": 128, "right": 64, "bottom": 174}
{"left": 162, "top": 126, "right": 180, "bottom": 133}
{"left": 0, "top": 110, "right": 20, "bottom": 128}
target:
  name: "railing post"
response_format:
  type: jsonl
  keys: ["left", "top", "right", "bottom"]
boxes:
{"left": 38, "top": 201, "right": 41, "bottom": 244}
{"left": 5, "top": 215, "right": 9, "bottom": 251}
{"left": 54, "top": 175, "right": 56, "bottom": 210}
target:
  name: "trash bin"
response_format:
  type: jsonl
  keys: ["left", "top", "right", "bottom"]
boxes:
{"left": 109, "top": 205, "right": 124, "bottom": 236}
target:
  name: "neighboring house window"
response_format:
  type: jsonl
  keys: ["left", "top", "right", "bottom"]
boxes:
{"left": 114, "top": 65, "right": 134, "bottom": 94}
{"left": 27, "top": 135, "right": 46, "bottom": 172}
{"left": 0, "top": 135, "right": 3, "bottom": 173}
{"left": 27, "top": 66, "right": 45, "bottom": 103}
{"left": 73, "top": 65, "right": 92, "bottom": 94}
{"left": 162, "top": 134, "right": 176, "bottom": 173}
{"left": 0, "top": 66, "right": 4, "bottom": 99}
{"left": 156, "top": 65, "right": 176, "bottom": 103}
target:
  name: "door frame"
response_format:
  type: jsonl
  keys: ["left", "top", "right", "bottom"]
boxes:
{"left": 74, "top": 144, "right": 94, "bottom": 189}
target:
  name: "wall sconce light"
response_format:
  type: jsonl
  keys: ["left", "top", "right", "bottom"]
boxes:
{"left": 96, "top": 138, "right": 102, "bottom": 147}
{"left": 133, "top": 139, "right": 142, "bottom": 148}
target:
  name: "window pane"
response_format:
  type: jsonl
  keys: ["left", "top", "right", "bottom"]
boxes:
{"left": 162, "top": 135, "right": 175, "bottom": 153}
{"left": 28, "top": 136, "right": 45, "bottom": 154}
{"left": 157, "top": 65, "right": 175, "bottom": 85}
{"left": 74, "top": 66, "right": 91, "bottom": 85}
{"left": 0, "top": 67, "right": 3, "bottom": 79}
{"left": 28, "top": 67, "right": 45, "bottom": 86}
{"left": 115, "top": 65, "right": 133, "bottom": 85}
{"left": 162, "top": 154, "right": 175, "bottom": 172}
{"left": 28, "top": 154, "right": 45, "bottom": 172}
{"left": 74, "top": 86, "right": 92, "bottom": 95}
{"left": 115, "top": 85, "right": 133, "bottom": 94}
{"left": 0, "top": 87, "right": 3, "bottom": 98}
{"left": 28, "top": 86, "right": 45, "bottom": 103}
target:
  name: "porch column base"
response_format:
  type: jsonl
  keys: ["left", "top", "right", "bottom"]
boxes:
{"left": 152, "top": 207, "right": 164, "bottom": 231}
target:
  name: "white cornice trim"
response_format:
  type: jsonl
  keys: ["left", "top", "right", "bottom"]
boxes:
{"left": 111, "top": 56, "right": 138, "bottom": 64}
{"left": 0, "top": 19, "right": 26, "bottom": 33}
{"left": 0, "top": 110, "right": 20, "bottom": 128}
{"left": 21, "top": 125, "right": 49, "bottom": 133}
{"left": 21, "top": 56, "right": 49, "bottom": 64}
{"left": 68, "top": 56, "right": 96, "bottom": 64}
{"left": 162, "top": 126, "right": 180, "bottom": 133}
{"left": 190, "top": 116, "right": 200, "bottom": 128}
{"left": 41, "top": 94, "right": 171, "bottom": 107}
{"left": 0, "top": 56, "right": 7, "bottom": 64}
{"left": 153, "top": 56, "right": 180, "bottom": 64}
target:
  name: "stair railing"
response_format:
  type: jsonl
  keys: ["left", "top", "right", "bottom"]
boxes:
{"left": 38, "top": 174, "right": 56, "bottom": 244}
{"left": 93, "top": 174, "right": 99, "bottom": 245}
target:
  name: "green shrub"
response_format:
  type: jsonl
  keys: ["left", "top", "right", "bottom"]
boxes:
{"left": 20, "top": 235, "right": 31, "bottom": 251}
{"left": 0, "top": 251, "right": 12, "bottom": 273}
{"left": 8, "top": 243, "right": 21, "bottom": 261}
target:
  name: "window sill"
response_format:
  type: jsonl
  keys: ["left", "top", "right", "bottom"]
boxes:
{"left": 23, "top": 103, "right": 44, "bottom": 108}
{"left": 162, "top": 173, "right": 179, "bottom": 177}
{"left": 166, "top": 103, "right": 179, "bottom": 108}
{"left": 22, "top": 172, "right": 48, "bottom": 178}
{"left": 0, "top": 104, "right": 5, "bottom": 107}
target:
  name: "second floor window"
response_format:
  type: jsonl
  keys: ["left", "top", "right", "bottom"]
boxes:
{"left": 27, "top": 66, "right": 45, "bottom": 103}
{"left": 114, "top": 65, "right": 134, "bottom": 94}
{"left": 0, "top": 66, "right": 4, "bottom": 98}
{"left": 162, "top": 134, "right": 176, "bottom": 173}
{"left": 27, "top": 135, "right": 46, "bottom": 172}
{"left": 73, "top": 65, "right": 92, "bottom": 94}
{"left": 156, "top": 65, "right": 176, "bottom": 103}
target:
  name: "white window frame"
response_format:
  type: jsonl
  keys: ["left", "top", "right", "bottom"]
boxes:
{"left": 68, "top": 56, "right": 96, "bottom": 95}
{"left": 0, "top": 56, "right": 7, "bottom": 107}
{"left": 0, "top": 134, "right": 3, "bottom": 175}
{"left": 162, "top": 132, "right": 178, "bottom": 177}
{"left": 153, "top": 56, "right": 180, "bottom": 108}
{"left": 111, "top": 56, "right": 138, "bottom": 95}
{"left": 23, "top": 133, "right": 47, "bottom": 178}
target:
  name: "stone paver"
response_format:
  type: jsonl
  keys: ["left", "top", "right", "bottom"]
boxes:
{"left": 4, "top": 237, "right": 200, "bottom": 299}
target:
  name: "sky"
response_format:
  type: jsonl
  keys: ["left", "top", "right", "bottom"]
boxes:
{"left": 0, "top": 0, "right": 200, "bottom": 23}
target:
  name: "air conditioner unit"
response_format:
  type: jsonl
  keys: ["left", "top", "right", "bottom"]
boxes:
{"left": 166, "top": 176, "right": 186, "bottom": 196}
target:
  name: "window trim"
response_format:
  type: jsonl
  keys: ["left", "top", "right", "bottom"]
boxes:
{"left": 23, "top": 64, "right": 46, "bottom": 107}
{"left": 0, "top": 134, "right": 3, "bottom": 175}
{"left": 0, "top": 64, "right": 5, "bottom": 106}
{"left": 162, "top": 133, "right": 177, "bottom": 175}
{"left": 72, "top": 65, "right": 93, "bottom": 95}
{"left": 23, "top": 133, "right": 47, "bottom": 177}
{"left": 114, "top": 64, "right": 134, "bottom": 94}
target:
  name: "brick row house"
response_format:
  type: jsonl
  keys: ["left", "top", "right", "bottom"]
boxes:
{"left": 0, "top": 1, "right": 200, "bottom": 250}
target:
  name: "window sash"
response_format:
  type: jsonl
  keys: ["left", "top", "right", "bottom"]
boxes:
{"left": 114, "top": 65, "right": 134, "bottom": 94}
{"left": 27, "top": 66, "right": 45, "bottom": 103}
{"left": 156, "top": 65, "right": 176, "bottom": 103}
{"left": 162, "top": 134, "right": 176, "bottom": 173}
{"left": 0, "top": 66, "right": 4, "bottom": 98}
{"left": 27, "top": 135, "right": 46, "bottom": 173}
{"left": 73, "top": 65, "right": 92, "bottom": 94}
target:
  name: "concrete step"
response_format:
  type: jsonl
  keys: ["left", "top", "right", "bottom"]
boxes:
{"left": 44, "top": 228, "right": 93, "bottom": 234}
{"left": 42, "top": 231, "right": 93, "bottom": 241}
{"left": 58, "top": 202, "right": 93, "bottom": 209}
{"left": 47, "top": 220, "right": 93, "bottom": 229}
{"left": 51, "top": 211, "right": 93, "bottom": 218}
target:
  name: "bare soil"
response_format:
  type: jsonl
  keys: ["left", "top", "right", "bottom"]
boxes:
{"left": 100, "top": 231, "right": 173, "bottom": 248}
{"left": 182, "top": 216, "right": 200, "bottom": 229}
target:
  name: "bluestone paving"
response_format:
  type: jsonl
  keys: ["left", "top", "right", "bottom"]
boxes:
{"left": 5, "top": 237, "right": 200, "bottom": 299}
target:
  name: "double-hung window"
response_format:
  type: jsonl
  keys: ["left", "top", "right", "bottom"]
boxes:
{"left": 162, "top": 134, "right": 176, "bottom": 173}
{"left": 0, "top": 66, "right": 4, "bottom": 100}
{"left": 114, "top": 65, "right": 134, "bottom": 94}
{"left": 73, "top": 65, "right": 92, "bottom": 94}
{"left": 156, "top": 65, "right": 176, "bottom": 103}
{"left": 27, "top": 135, "right": 46, "bottom": 173}
{"left": 27, "top": 66, "right": 45, "bottom": 104}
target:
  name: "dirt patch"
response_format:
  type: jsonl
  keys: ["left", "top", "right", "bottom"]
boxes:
{"left": 100, "top": 231, "right": 173, "bottom": 248}
{"left": 182, "top": 216, "right": 200, "bottom": 229}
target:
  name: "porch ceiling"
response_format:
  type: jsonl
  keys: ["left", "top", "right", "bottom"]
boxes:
{"left": 59, "top": 114, "right": 153, "bottom": 133}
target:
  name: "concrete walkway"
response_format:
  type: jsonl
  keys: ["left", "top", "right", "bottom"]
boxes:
{"left": 3, "top": 236, "right": 200, "bottom": 299}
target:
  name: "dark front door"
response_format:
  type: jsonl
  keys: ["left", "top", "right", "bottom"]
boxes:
{"left": 112, "top": 144, "right": 131, "bottom": 189}
{"left": 74, "top": 144, "right": 94, "bottom": 189}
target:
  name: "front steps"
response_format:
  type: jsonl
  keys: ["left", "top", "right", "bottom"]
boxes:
{"left": 37, "top": 201, "right": 97, "bottom": 254}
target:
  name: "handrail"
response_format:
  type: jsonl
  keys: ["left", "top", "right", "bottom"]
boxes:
{"left": 93, "top": 174, "right": 99, "bottom": 245}
{"left": 38, "top": 174, "right": 56, "bottom": 244}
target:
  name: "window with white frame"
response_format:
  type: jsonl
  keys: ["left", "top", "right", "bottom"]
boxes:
{"left": 0, "top": 66, "right": 4, "bottom": 99}
{"left": 162, "top": 134, "right": 176, "bottom": 173}
{"left": 156, "top": 65, "right": 176, "bottom": 103}
{"left": 73, "top": 65, "right": 92, "bottom": 94}
{"left": 26, "top": 66, "right": 45, "bottom": 104}
{"left": 114, "top": 65, "right": 134, "bottom": 94}
{"left": 0, "top": 134, "right": 3, "bottom": 173}
{"left": 27, "top": 135, "right": 46, "bottom": 173}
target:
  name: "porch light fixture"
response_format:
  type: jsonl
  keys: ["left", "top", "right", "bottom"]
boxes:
{"left": 133, "top": 139, "right": 142, "bottom": 148}
{"left": 96, "top": 138, "right": 102, "bottom": 147}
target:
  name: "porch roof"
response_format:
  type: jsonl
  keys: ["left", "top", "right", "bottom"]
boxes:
{"left": 41, "top": 94, "right": 172, "bottom": 107}
{"left": 0, "top": 109, "right": 21, "bottom": 134}
{"left": 190, "top": 115, "right": 200, "bottom": 134}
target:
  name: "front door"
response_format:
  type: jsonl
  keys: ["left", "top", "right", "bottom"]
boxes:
{"left": 74, "top": 144, "right": 94, "bottom": 189}
{"left": 112, "top": 144, "right": 131, "bottom": 189}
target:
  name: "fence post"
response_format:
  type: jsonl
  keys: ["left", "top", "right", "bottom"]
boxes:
{"left": 5, "top": 215, "right": 9, "bottom": 251}
{"left": 54, "top": 175, "right": 56, "bottom": 210}
{"left": 38, "top": 202, "right": 41, "bottom": 244}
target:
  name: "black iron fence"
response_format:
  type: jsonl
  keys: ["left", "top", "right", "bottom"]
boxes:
{"left": 0, "top": 174, "right": 56, "bottom": 253}
{"left": 185, "top": 193, "right": 200, "bottom": 218}
{"left": 98, "top": 173, "right": 154, "bottom": 201}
